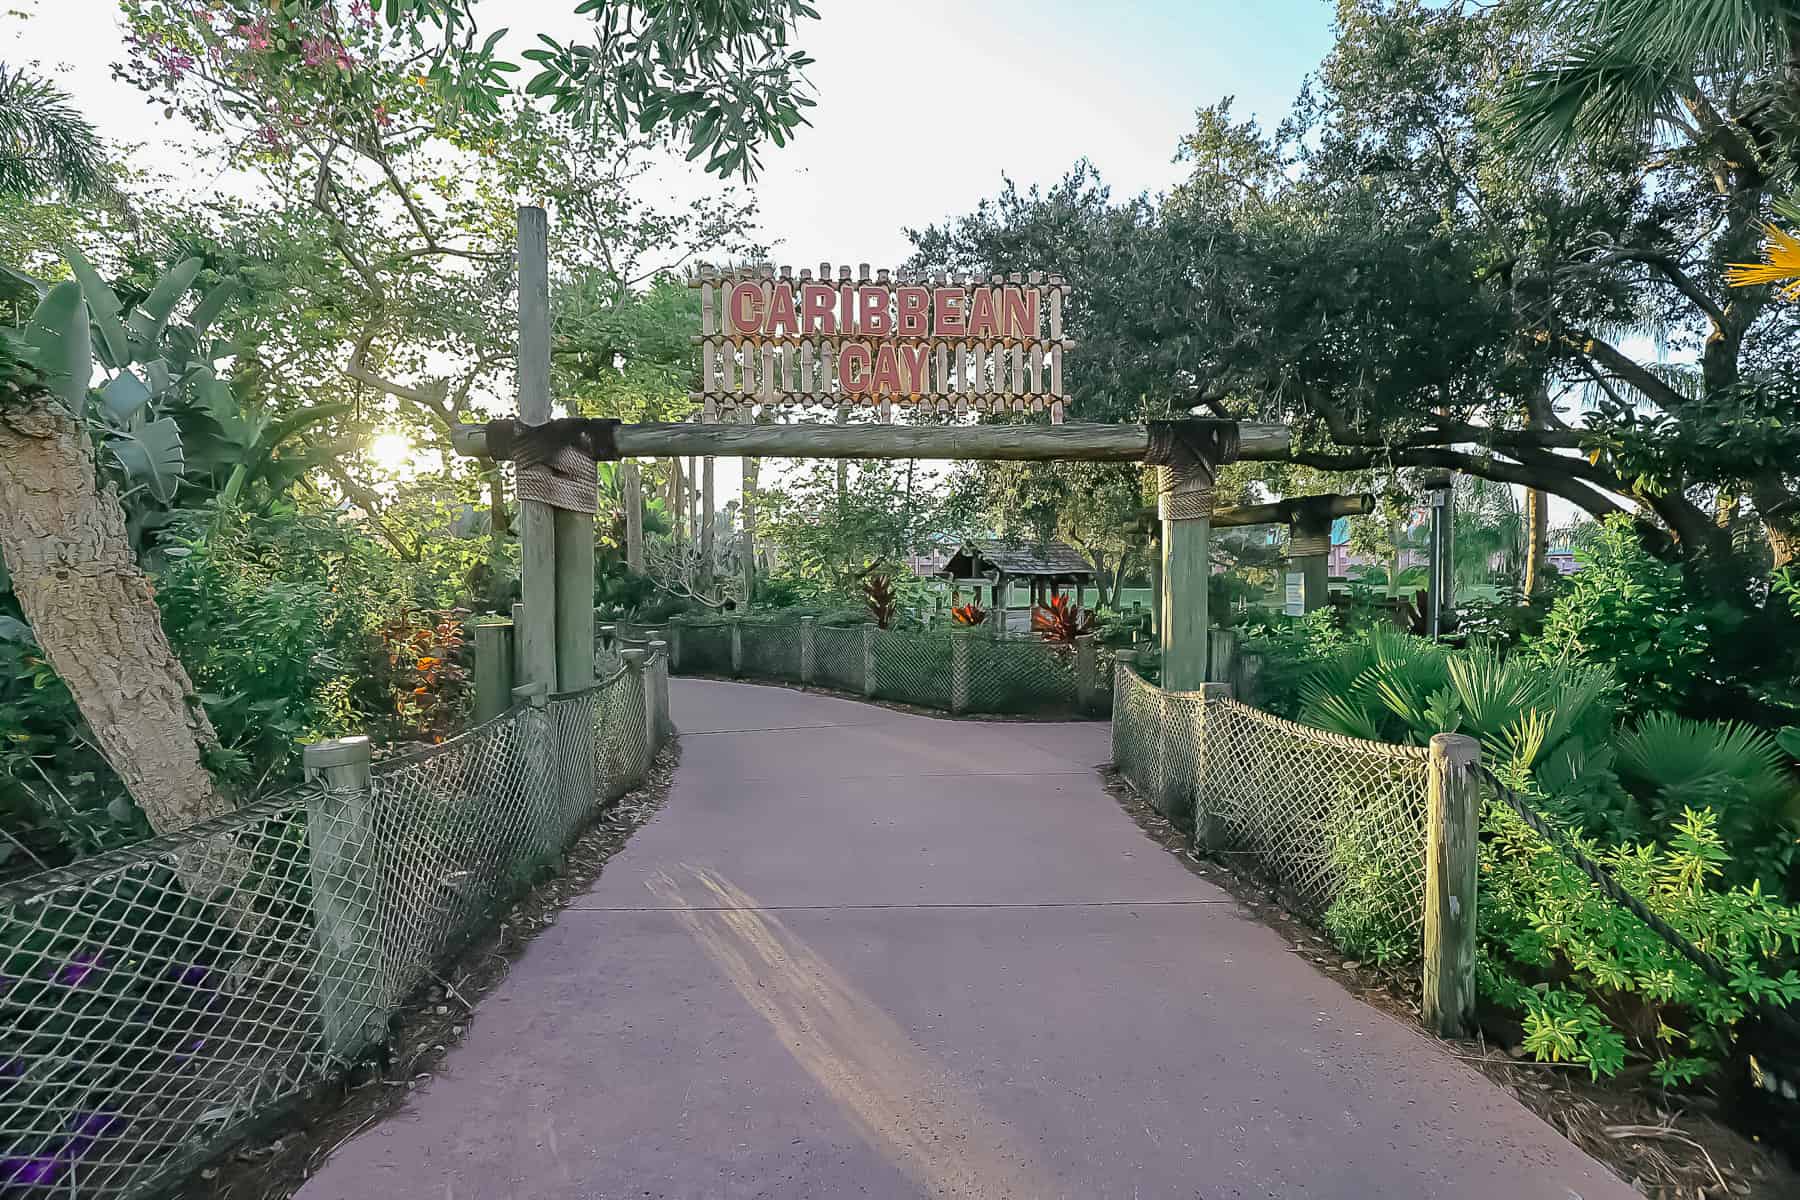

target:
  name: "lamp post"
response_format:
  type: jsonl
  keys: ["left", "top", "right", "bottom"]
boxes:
{"left": 1422, "top": 470, "right": 1454, "bottom": 638}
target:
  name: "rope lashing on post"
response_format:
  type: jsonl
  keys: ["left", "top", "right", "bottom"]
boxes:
{"left": 1287, "top": 530, "right": 1332, "bottom": 557}
{"left": 1146, "top": 419, "right": 1240, "bottom": 521}
{"left": 482, "top": 417, "right": 621, "bottom": 514}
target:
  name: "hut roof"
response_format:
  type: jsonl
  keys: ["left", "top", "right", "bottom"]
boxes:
{"left": 940, "top": 538, "right": 1096, "bottom": 581}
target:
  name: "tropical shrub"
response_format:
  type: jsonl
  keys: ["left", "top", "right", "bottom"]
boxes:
{"left": 1529, "top": 515, "right": 1730, "bottom": 719}
{"left": 862, "top": 575, "right": 897, "bottom": 629}
{"left": 1031, "top": 595, "right": 1095, "bottom": 645}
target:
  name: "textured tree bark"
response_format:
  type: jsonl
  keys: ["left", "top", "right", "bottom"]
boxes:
{"left": 741, "top": 453, "right": 759, "bottom": 604}
{"left": 0, "top": 398, "right": 232, "bottom": 834}
{"left": 1523, "top": 486, "right": 1549, "bottom": 597}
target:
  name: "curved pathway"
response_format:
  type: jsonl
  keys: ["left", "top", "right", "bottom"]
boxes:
{"left": 298, "top": 678, "right": 1633, "bottom": 1199}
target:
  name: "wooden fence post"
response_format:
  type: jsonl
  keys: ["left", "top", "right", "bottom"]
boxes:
{"left": 621, "top": 649, "right": 653, "bottom": 775}
{"left": 510, "top": 602, "right": 528, "bottom": 688}
{"left": 1110, "top": 649, "right": 1137, "bottom": 768}
{"left": 799, "top": 616, "right": 816, "bottom": 684}
{"left": 1208, "top": 627, "right": 1238, "bottom": 687}
{"left": 668, "top": 622, "right": 684, "bottom": 674}
{"left": 1074, "top": 634, "right": 1097, "bottom": 712}
{"left": 950, "top": 628, "right": 971, "bottom": 714}
{"left": 729, "top": 618, "right": 744, "bottom": 677}
{"left": 862, "top": 624, "right": 878, "bottom": 698}
{"left": 1193, "top": 683, "right": 1232, "bottom": 852}
{"left": 621, "top": 459, "right": 644, "bottom": 573}
{"left": 647, "top": 637, "right": 670, "bottom": 744}
{"left": 1425, "top": 733, "right": 1480, "bottom": 1037}
{"left": 303, "top": 735, "right": 384, "bottom": 1061}
{"left": 474, "top": 620, "right": 514, "bottom": 722}
{"left": 1159, "top": 464, "right": 1213, "bottom": 692}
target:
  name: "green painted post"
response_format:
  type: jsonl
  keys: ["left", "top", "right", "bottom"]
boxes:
{"left": 303, "top": 736, "right": 384, "bottom": 1060}
{"left": 1424, "top": 733, "right": 1480, "bottom": 1037}
{"left": 950, "top": 628, "right": 971, "bottom": 714}
{"left": 799, "top": 616, "right": 816, "bottom": 684}
{"left": 474, "top": 620, "right": 514, "bottom": 722}
{"left": 862, "top": 624, "right": 877, "bottom": 697}
{"left": 1159, "top": 467, "right": 1213, "bottom": 692}
{"left": 1074, "top": 634, "right": 1097, "bottom": 713}
{"left": 511, "top": 602, "right": 527, "bottom": 687}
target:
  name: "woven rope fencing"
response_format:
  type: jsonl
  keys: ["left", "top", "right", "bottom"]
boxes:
{"left": 739, "top": 623, "right": 802, "bottom": 682}
{"left": 871, "top": 629, "right": 954, "bottom": 710}
{"left": 1111, "top": 665, "right": 1433, "bottom": 957}
{"left": 0, "top": 661, "right": 669, "bottom": 1198}
{"left": 967, "top": 636, "right": 1076, "bottom": 714}
{"left": 668, "top": 619, "right": 1110, "bottom": 719}
{"left": 811, "top": 625, "right": 867, "bottom": 695}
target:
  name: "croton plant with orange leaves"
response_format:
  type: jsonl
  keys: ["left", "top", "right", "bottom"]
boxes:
{"left": 1030, "top": 595, "right": 1095, "bottom": 645}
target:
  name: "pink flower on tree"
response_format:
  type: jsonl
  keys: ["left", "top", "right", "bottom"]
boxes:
{"left": 238, "top": 20, "right": 272, "bottom": 52}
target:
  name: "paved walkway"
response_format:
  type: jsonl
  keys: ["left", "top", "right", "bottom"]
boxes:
{"left": 298, "top": 679, "right": 1633, "bottom": 1200}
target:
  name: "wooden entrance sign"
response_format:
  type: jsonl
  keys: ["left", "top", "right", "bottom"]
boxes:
{"left": 691, "top": 266, "right": 1071, "bottom": 422}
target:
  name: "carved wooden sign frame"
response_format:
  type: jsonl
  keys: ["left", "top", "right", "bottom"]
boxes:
{"left": 690, "top": 265, "right": 1069, "bottom": 422}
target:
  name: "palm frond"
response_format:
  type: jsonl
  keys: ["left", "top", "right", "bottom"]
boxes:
{"left": 0, "top": 64, "right": 109, "bottom": 201}
{"left": 1498, "top": 45, "right": 1688, "bottom": 156}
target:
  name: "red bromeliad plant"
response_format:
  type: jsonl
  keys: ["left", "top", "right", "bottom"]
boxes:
{"left": 950, "top": 602, "right": 987, "bottom": 627}
{"left": 1031, "top": 595, "right": 1095, "bottom": 645}
{"left": 863, "top": 575, "right": 897, "bottom": 629}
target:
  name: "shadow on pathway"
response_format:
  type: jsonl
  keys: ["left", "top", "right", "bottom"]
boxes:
{"left": 297, "top": 678, "right": 1633, "bottom": 1200}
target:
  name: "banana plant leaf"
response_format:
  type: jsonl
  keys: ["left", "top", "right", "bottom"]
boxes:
{"left": 100, "top": 368, "right": 152, "bottom": 424}
{"left": 125, "top": 258, "right": 202, "bottom": 354}
{"left": 61, "top": 243, "right": 131, "bottom": 368}
{"left": 109, "top": 417, "right": 186, "bottom": 504}
{"left": 18, "top": 282, "right": 92, "bottom": 417}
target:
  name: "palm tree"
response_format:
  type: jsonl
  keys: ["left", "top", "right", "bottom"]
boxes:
{"left": 1499, "top": 1, "right": 1799, "bottom": 154}
{"left": 0, "top": 64, "right": 109, "bottom": 201}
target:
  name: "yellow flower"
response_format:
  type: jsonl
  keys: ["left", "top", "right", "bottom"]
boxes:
{"left": 1725, "top": 222, "right": 1800, "bottom": 300}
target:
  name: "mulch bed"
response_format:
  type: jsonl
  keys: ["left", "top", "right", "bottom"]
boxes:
{"left": 1100, "top": 767, "right": 1800, "bottom": 1200}
{"left": 178, "top": 744, "right": 681, "bottom": 1200}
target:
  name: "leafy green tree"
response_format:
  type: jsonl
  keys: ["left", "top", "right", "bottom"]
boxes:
{"left": 760, "top": 461, "right": 966, "bottom": 602}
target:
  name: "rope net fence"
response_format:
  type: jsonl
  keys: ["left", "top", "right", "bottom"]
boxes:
{"left": 0, "top": 654, "right": 671, "bottom": 1198}
{"left": 1110, "top": 663, "right": 1432, "bottom": 957}
{"left": 657, "top": 616, "right": 1111, "bottom": 719}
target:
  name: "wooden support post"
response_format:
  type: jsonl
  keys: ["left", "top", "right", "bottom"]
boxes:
{"left": 1208, "top": 627, "right": 1238, "bottom": 687}
{"left": 668, "top": 623, "right": 684, "bottom": 674}
{"left": 729, "top": 618, "right": 743, "bottom": 677}
{"left": 303, "top": 735, "right": 383, "bottom": 1060}
{"left": 1290, "top": 508, "right": 1334, "bottom": 614}
{"left": 950, "top": 628, "right": 971, "bottom": 715}
{"left": 1074, "top": 635, "right": 1097, "bottom": 713}
{"left": 516, "top": 207, "right": 558, "bottom": 693}
{"left": 1193, "top": 683, "right": 1232, "bottom": 852}
{"left": 1424, "top": 733, "right": 1480, "bottom": 1037}
{"left": 700, "top": 454, "right": 715, "bottom": 597}
{"left": 646, "top": 638, "right": 670, "bottom": 744}
{"left": 509, "top": 602, "right": 527, "bottom": 687}
{"left": 474, "top": 620, "right": 515, "bottom": 722}
{"left": 554, "top": 510, "right": 594, "bottom": 693}
{"left": 1159, "top": 465, "right": 1214, "bottom": 692}
{"left": 1110, "top": 649, "right": 1137, "bottom": 767}
{"left": 621, "top": 460, "right": 644, "bottom": 573}
{"left": 1148, "top": 545, "right": 1162, "bottom": 640}
{"left": 799, "top": 616, "right": 816, "bottom": 684}
{"left": 993, "top": 571, "right": 1008, "bottom": 636}
{"left": 862, "top": 623, "right": 877, "bottom": 697}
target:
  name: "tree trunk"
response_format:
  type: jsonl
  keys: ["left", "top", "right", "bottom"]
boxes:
{"left": 0, "top": 398, "right": 233, "bottom": 835}
{"left": 1110, "top": 549, "right": 1128, "bottom": 609}
{"left": 1523, "top": 485, "right": 1549, "bottom": 597}
{"left": 741, "top": 454, "right": 759, "bottom": 603}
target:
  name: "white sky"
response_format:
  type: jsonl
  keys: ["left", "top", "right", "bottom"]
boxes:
{"left": 8, "top": 1, "right": 1603, "bottom": 521}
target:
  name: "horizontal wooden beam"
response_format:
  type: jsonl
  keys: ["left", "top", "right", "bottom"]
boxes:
{"left": 1215, "top": 492, "right": 1375, "bottom": 529}
{"left": 1127, "top": 492, "right": 1375, "bottom": 535}
{"left": 449, "top": 420, "right": 1290, "bottom": 464}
